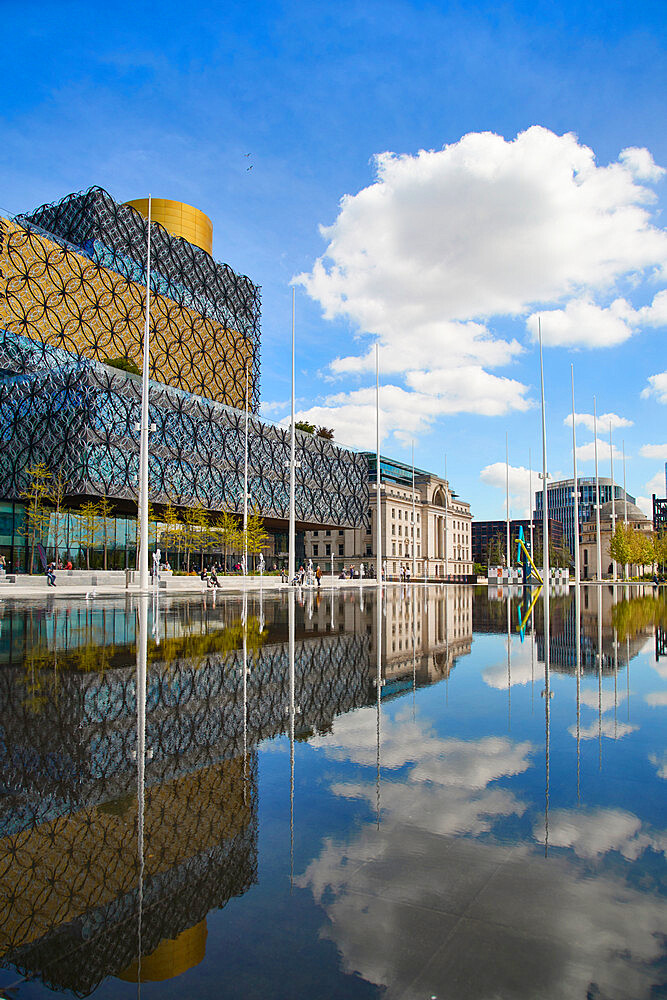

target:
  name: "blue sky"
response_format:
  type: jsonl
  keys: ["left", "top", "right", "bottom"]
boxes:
{"left": 2, "top": 0, "right": 666, "bottom": 518}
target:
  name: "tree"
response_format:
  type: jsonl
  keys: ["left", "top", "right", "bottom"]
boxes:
{"left": 96, "top": 495, "right": 114, "bottom": 570}
{"left": 610, "top": 523, "right": 633, "bottom": 575}
{"left": 20, "top": 463, "right": 52, "bottom": 573}
{"left": 78, "top": 501, "right": 100, "bottom": 570}
{"left": 243, "top": 510, "right": 269, "bottom": 568}
{"left": 295, "top": 420, "right": 315, "bottom": 434}
{"left": 48, "top": 468, "right": 69, "bottom": 565}
{"left": 316, "top": 426, "right": 334, "bottom": 440}
{"left": 104, "top": 355, "right": 141, "bottom": 376}
{"left": 160, "top": 503, "right": 183, "bottom": 564}
{"left": 134, "top": 501, "right": 156, "bottom": 570}
{"left": 183, "top": 503, "right": 209, "bottom": 572}
{"left": 211, "top": 510, "right": 241, "bottom": 571}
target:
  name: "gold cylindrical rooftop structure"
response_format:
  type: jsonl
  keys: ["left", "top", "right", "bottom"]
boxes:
{"left": 125, "top": 197, "right": 213, "bottom": 254}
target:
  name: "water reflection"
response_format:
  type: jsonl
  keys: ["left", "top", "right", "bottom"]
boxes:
{"left": 0, "top": 584, "right": 665, "bottom": 999}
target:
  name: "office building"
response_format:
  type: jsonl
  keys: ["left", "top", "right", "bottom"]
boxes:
{"left": 535, "top": 477, "right": 635, "bottom": 556}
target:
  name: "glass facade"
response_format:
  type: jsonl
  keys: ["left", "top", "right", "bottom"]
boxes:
{"left": 535, "top": 477, "right": 635, "bottom": 555}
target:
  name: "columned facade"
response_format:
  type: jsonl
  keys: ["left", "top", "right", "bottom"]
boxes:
{"left": 304, "top": 454, "right": 473, "bottom": 579}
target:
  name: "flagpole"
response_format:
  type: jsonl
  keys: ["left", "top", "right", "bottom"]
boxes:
{"left": 243, "top": 361, "right": 249, "bottom": 579}
{"left": 571, "top": 365, "right": 580, "bottom": 587}
{"left": 538, "top": 319, "right": 549, "bottom": 589}
{"left": 444, "top": 453, "right": 449, "bottom": 580}
{"left": 623, "top": 440, "right": 628, "bottom": 581}
{"left": 506, "top": 432, "right": 510, "bottom": 569}
{"left": 593, "top": 397, "right": 602, "bottom": 581}
{"left": 610, "top": 421, "right": 616, "bottom": 583}
{"left": 375, "top": 343, "right": 382, "bottom": 587}
{"left": 288, "top": 288, "right": 296, "bottom": 584}
{"left": 138, "top": 195, "right": 152, "bottom": 591}
{"left": 411, "top": 441, "right": 416, "bottom": 582}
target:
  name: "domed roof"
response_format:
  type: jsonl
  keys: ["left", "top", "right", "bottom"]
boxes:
{"left": 599, "top": 500, "right": 648, "bottom": 522}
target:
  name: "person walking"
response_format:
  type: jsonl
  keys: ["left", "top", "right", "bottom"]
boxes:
{"left": 316, "top": 564, "right": 322, "bottom": 588}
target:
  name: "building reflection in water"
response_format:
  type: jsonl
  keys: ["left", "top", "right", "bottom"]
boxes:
{"left": 0, "top": 586, "right": 474, "bottom": 995}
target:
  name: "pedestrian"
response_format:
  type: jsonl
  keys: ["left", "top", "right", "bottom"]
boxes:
{"left": 316, "top": 564, "right": 322, "bottom": 588}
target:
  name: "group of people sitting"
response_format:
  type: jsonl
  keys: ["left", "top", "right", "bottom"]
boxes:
{"left": 200, "top": 564, "right": 222, "bottom": 588}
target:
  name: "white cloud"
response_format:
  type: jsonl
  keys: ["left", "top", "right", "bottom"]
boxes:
{"left": 286, "top": 370, "right": 531, "bottom": 450}
{"left": 291, "top": 127, "right": 667, "bottom": 448}
{"left": 301, "top": 128, "right": 666, "bottom": 330}
{"left": 300, "top": 708, "right": 667, "bottom": 1000}
{"left": 479, "top": 462, "right": 535, "bottom": 517}
{"left": 641, "top": 371, "right": 667, "bottom": 405}
{"left": 527, "top": 297, "right": 637, "bottom": 347}
{"left": 533, "top": 807, "right": 666, "bottom": 861}
{"left": 564, "top": 411, "right": 633, "bottom": 432}
{"left": 568, "top": 717, "right": 638, "bottom": 740}
{"left": 640, "top": 443, "right": 667, "bottom": 460}
{"left": 649, "top": 751, "right": 667, "bottom": 780}
{"left": 296, "top": 127, "right": 666, "bottom": 440}
{"left": 645, "top": 691, "right": 667, "bottom": 707}
{"left": 575, "top": 437, "right": 624, "bottom": 463}
{"left": 636, "top": 470, "right": 666, "bottom": 515}
{"left": 527, "top": 289, "right": 667, "bottom": 349}
{"left": 580, "top": 688, "right": 627, "bottom": 713}
{"left": 619, "top": 146, "right": 666, "bottom": 182}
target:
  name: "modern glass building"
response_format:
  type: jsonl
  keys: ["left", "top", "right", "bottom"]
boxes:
{"left": 535, "top": 477, "right": 635, "bottom": 558}
{"left": 0, "top": 187, "right": 368, "bottom": 570}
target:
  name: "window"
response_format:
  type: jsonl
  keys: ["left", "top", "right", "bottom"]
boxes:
{"left": 339, "top": 529, "right": 344, "bottom": 536}
{"left": 325, "top": 529, "right": 331, "bottom": 536}
{"left": 338, "top": 544, "right": 344, "bottom": 555}
{"left": 313, "top": 530, "right": 319, "bottom": 537}
{"left": 313, "top": 544, "right": 318, "bottom": 556}
{"left": 392, "top": 542, "right": 396, "bottom": 555}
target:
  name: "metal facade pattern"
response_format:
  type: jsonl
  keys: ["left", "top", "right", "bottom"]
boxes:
{"left": 0, "top": 186, "right": 369, "bottom": 528}
{"left": 0, "top": 331, "right": 368, "bottom": 527}
{"left": 1, "top": 210, "right": 256, "bottom": 410}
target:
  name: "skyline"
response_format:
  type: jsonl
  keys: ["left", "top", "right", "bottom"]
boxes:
{"left": 2, "top": 1, "right": 665, "bottom": 520}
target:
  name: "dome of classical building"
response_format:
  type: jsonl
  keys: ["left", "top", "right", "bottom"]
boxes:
{"left": 598, "top": 500, "right": 648, "bottom": 523}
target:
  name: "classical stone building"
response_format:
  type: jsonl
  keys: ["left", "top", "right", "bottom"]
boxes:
{"left": 304, "top": 454, "right": 473, "bottom": 579}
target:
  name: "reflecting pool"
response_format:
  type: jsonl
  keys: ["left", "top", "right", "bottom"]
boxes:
{"left": 1, "top": 584, "right": 666, "bottom": 999}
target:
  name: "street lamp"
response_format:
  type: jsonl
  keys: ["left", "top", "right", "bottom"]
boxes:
{"left": 138, "top": 195, "right": 153, "bottom": 591}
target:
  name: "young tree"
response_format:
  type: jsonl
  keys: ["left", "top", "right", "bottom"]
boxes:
{"left": 96, "top": 495, "right": 114, "bottom": 570}
{"left": 244, "top": 510, "right": 269, "bottom": 569}
{"left": 610, "top": 523, "right": 633, "bottom": 575}
{"left": 20, "top": 463, "right": 52, "bottom": 573}
{"left": 160, "top": 503, "right": 182, "bottom": 565}
{"left": 183, "top": 503, "right": 209, "bottom": 572}
{"left": 134, "top": 501, "right": 155, "bottom": 571}
{"left": 48, "top": 468, "right": 69, "bottom": 565}
{"left": 78, "top": 501, "right": 100, "bottom": 570}
{"left": 210, "top": 510, "right": 241, "bottom": 572}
